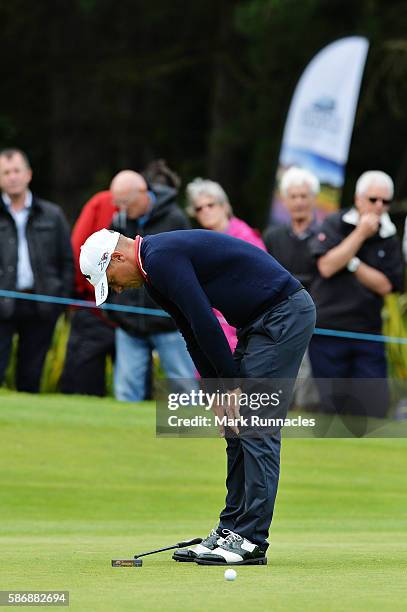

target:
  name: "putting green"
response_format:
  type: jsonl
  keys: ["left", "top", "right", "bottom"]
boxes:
{"left": 0, "top": 391, "right": 406, "bottom": 611}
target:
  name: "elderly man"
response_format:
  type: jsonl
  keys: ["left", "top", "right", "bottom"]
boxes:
{"left": 61, "top": 161, "right": 184, "bottom": 398}
{"left": 263, "top": 167, "right": 320, "bottom": 410}
{"left": 0, "top": 148, "right": 73, "bottom": 392}
{"left": 263, "top": 167, "right": 319, "bottom": 290}
{"left": 309, "top": 170, "right": 404, "bottom": 417}
{"left": 107, "top": 170, "right": 196, "bottom": 402}
{"left": 79, "top": 227, "right": 315, "bottom": 565}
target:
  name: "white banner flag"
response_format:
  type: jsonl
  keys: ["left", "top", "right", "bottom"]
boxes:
{"left": 272, "top": 36, "right": 369, "bottom": 222}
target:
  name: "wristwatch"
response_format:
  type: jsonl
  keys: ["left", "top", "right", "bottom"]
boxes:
{"left": 347, "top": 257, "right": 361, "bottom": 273}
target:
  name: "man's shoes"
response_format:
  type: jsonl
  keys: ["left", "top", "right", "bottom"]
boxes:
{"left": 172, "top": 528, "right": 227, "bottom": 562}
{"left": 195, "top": 531, "right": 267, "bottom": 565}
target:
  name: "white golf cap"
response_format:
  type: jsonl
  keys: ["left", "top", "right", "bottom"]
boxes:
{"left": 80, "top": 229, "right": 120, "bottom": 306}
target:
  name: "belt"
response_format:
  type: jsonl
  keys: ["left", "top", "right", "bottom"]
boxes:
{"left": 271, "top": 285, "right": 304, "bottom": 309}
{"left": 256, "top": 285, "right": 304, "bottom": 319}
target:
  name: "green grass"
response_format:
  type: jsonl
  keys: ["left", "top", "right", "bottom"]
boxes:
{"left": 0, "top": 391, "right": 406, "bottom": 611}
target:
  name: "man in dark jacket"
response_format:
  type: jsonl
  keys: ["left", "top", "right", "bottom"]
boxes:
{"left": 0, "top": 148, "right": 73, "bottom": 392}
{"left": 263, "top": 167, "right": 319, "bottom": 291}
{"left": 309, "top": 170, "right": 404, "bottom": 417}
{"left": 107, "top": 170, "right": 196, "bottom": 401}
{"left": 60, "top": 160, "right": 180, "bottom": 398}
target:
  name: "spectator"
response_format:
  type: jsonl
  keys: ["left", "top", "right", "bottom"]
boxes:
{"left": 0, "top": 148, "right": 73, "bottom": 392}
{"left": 263, "top": 167, "right": 319, "bottom": 290}
{"left": 60, "top": 159, "right": 178, "bottom": 397}
{"left": 186, "top": 178, "right": 266, "bottom": 352}
{"left": 108, "top": 170, "right": 197, "bottom": 401}
{"left": 60, "top": 191, "right": 117, "bottom": 396}
{"left": 263, "top": 166, "right": 320, "bottom": 410}
{"left": 309, "top": 170, "right": 404, "bottom": 417}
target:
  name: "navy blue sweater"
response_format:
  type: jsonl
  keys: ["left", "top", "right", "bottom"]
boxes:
{"left": 140, "top": 230, "right": 301, "bottom": 381}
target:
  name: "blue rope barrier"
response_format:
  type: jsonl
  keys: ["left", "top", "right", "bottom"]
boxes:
{"left": 0, "top": 289, "right": 406, "bottom": 344}
{"left": 0, "top": 289, "right": 170, "bottom": 317}
{"left": 313, "top": 326, "right": 407, "bottom": 345}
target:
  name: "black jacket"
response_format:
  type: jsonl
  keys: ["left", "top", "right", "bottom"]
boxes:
{"left": 263, "top": 223, "right": 318, "bottom": 291}
{"left": 0, "top": 195, "right": 74, "bottom": 319}
{"left": 107, "top": 183, "right": 190, "bottom": 335}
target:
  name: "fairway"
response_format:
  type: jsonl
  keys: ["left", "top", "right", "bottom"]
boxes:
{"left": 0, "top": 391, "right": 406, "bottom": 611}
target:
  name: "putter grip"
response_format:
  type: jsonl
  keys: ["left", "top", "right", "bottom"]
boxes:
{"left": 177, "top": 537, "right": 203, "bottom": 547}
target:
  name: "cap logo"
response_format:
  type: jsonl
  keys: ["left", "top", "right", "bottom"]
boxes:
{"left": 98, "top": 252, "right": 110, "bottom": 272}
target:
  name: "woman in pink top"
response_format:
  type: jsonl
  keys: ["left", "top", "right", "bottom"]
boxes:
{"left": 186, "top": 178, "right": 267, "bottom": 351}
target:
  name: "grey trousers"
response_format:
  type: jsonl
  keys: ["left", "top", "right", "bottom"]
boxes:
{"left": 218, "top": 289, "right": 316, "bottom": 547}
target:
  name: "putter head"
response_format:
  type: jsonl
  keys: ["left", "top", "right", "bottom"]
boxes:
{"left": 112, "top": 559, "right": 143, "bottom": 567}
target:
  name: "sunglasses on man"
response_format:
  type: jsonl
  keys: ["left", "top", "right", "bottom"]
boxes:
{"left": 367, "top": 196, "right": 391, "bottom": 205}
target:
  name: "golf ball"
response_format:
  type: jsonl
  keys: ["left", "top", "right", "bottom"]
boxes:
{"left": 224, "top": 568, "right": 237, "bottom": 581}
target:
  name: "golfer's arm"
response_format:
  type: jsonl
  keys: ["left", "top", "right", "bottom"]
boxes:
{"left": 146, "top": 284, "right": 218, "bottom": 378}
{"left": 170, "top": 283, "right": 239, "bottom": 383}
{"left": 317, "top": 227, "right": 366, "bottom": 278}
{"left": 148, "top": 258, "right": 239, "bottom": 381}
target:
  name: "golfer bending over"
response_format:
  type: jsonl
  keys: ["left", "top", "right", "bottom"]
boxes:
{"left": 80, "top": 228, "right": 315, "bottom": 566}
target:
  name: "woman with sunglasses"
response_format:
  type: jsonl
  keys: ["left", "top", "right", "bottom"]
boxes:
{"left": 186, "top": 178, "right": 266, "bottom": 351}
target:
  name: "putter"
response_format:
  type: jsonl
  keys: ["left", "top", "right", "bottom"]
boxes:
{"left": 111, "top": 537, "right": 203, "bottom": 567}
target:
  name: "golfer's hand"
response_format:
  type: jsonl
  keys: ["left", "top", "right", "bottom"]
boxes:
{"left": 211, "top": 403, "right": 226, "bottom": 438}
{"left": 225, "top": 387, "right": 242, "bottom": 435}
